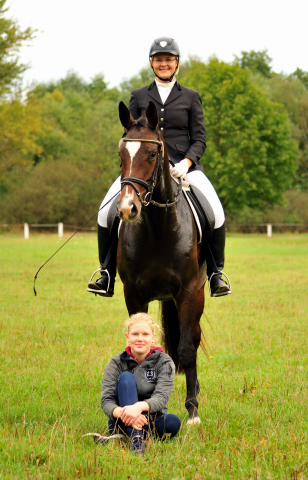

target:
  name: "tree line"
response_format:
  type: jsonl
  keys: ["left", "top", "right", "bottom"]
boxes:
{"left": 0, "top": 1, "right": 307, "bottom": 226}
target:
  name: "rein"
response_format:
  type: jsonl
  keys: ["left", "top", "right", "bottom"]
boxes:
{"left": 121, "top": 137, "right": 182, "bottom": 208}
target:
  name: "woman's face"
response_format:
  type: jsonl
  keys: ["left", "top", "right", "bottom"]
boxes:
{"left": 152, "top": 52, "right": 178, "bottom": 81}
{"left": 125, "top": 321, "right": 156, "bottom": 360}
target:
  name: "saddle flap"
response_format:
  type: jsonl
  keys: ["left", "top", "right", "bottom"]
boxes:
{"left": 186, "top": 185, "right": 215, "bottom": 243}
{"left": 107, "top": 193, "right": 120, "bottom": 237}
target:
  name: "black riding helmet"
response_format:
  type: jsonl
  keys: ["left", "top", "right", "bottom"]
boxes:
{"left": 149, "top": 37, "right": 180, "bottom": 82}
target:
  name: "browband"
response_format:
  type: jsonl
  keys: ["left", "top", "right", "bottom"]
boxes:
{"left": 123, "top": 138, "right": 162, "bottom": 146}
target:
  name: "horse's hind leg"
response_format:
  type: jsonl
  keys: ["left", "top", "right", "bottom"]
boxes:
{"left": 177, "top": 283, "right": 204, "bottom": 424}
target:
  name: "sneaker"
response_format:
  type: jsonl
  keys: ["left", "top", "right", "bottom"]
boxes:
{"left": 130, "top": 437, "right": 145, "bottom": 456}
{"left": 82, "top": 433, "right": 125, "bottom": 444}
{"left": 209, "top": 272, "right": 231, "bottom": 297}
{"left": 87, "top": 271, "right": 114, "bottom": 297}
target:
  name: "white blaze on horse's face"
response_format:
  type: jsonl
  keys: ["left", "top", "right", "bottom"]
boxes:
{"left": 125, "top": 141, "right": 141, "bottom": 177}
{"left": 118, "top": 140, "right": 142, "bottom": 222}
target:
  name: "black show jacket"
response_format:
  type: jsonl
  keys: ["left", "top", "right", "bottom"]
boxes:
{"left": 128, "top": 81, "right": 206, "bottom": 172}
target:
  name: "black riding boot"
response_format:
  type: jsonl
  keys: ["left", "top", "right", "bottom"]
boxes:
{"left": 206, "top": 222, "right": 232, "bottom": 297}
{"left": 87, "top": 225, "right": 117, "bottom": 297}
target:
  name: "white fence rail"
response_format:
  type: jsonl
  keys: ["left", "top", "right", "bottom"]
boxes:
{"left": 227, "top": 223, "right": 307, "bottom": 237}
{"left": 24, "top": 223, "right": 63, "bottom": 239}
{"left": 0, "top": 223, "right": 307, "bottom": 238}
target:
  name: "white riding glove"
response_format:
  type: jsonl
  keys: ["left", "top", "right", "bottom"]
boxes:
{"left": 169, "top": 159, "right": 189, "bottom": 179}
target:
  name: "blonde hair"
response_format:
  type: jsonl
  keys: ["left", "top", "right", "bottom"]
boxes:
{"left": 124, "top": 312, "right": 161, "bottom": 335}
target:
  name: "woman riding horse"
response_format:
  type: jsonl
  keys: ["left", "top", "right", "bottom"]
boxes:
{"left": 87, "top": 36, "right": 231, "bottom": 298}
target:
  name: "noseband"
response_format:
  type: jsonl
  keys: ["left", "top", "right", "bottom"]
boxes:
{"left": 120, "top": 137, "right": 182, "bottom": 208}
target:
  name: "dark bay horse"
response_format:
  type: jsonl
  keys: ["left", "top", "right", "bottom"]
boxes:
{"left": 117, "top": 101, "right": 208, "bottom": 424}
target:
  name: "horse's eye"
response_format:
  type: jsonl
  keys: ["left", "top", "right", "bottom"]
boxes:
{"left": 149, "top": 151, "right": 156, "bottom": 160}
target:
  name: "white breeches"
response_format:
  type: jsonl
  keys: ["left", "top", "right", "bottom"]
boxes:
{"left": 98, "top": 171, "right": 225, "bottom": 229}
{"left": 185, "top": 170, "right": 225, "bottom": 229}
{"left": 98, "top": 176, "right": 121, "bottom": 228}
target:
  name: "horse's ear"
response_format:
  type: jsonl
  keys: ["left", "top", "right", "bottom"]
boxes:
{"left": 119, "top": 101, "right": 134, "bottom": 130}
{"left": 146, "top": 101, "right": 158, "bottom": 131}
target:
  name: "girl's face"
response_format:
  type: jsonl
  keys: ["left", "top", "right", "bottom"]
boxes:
{"left": 125, "top": 321, "right": 156, "bottom": 361}
{"left": 152, "top": 53, "right": 178, "bottom": 81}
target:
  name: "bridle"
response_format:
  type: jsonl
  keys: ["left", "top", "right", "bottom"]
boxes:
{"left": 120, "top": 136, "right": 182, "bottom": 208}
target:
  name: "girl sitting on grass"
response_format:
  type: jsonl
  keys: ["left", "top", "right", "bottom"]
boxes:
{"left": 100, "top": 312, "right": 181, "bottom": 455}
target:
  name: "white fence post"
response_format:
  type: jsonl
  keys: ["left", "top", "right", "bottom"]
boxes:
{"left": 267, "top": 224, "right": 272, "bottom": 238}
{"left": 24, "top": 223, "right": 29, "bottom": 239}
{"left": 58, "top": 223, "right": 63, "bottom": 238}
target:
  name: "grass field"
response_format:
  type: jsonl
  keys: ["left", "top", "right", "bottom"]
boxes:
{"left": 1, "top": 232, "right": 308, "bottom": 479}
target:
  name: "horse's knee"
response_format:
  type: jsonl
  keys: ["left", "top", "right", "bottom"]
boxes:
{"left": 177, "top": 343, "right": 196, "bottom": 369}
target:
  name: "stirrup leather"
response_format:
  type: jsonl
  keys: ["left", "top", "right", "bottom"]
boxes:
{"left": 208, "top": 271, "right": 232, "bottom": 297}
{"left": 88, "top": 267, "right": 110, "bottom": 293}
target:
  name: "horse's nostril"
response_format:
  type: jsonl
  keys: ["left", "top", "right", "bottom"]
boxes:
{"left": 130, "top": 204, "right": 138, "bottom": 217}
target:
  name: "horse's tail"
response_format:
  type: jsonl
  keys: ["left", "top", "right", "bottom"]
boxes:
{"left": 160, "top": 300, "right": 183, "bottom": 372}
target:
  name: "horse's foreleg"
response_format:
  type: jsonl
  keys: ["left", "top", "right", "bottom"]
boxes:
{"left": 123, "top": 283, "right": 148, "bottom": 315}
{"left": 177, "top": 284, "right": 204, "bottom": 424}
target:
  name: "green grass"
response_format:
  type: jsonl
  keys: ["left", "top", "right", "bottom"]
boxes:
{"left": 0, "top": 232, "right": 308, "bottom": 479}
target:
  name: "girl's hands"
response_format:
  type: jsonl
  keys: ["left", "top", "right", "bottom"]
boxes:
{"left": 131, "top": 414, "right": 148, "bottom": 430}
{"left": 120, "top": 403, "right": 149, "bottom": 427}
{"left": 112, "top": 407, "right": 123, "bottom": 418}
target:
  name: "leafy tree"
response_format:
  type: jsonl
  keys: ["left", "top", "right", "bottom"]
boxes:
{"left": 258, "top": 75, "right": 308, "bottom": 191}
{"left": 1, "top": 160, "right": 105, "bottom": 225}
{"left": 32, "top": 70, "right": 88, "bottom": 97}
{"left": 86, "top": 73, "right": 108, "bottom": 101}
{"left": 183, "top": 59, "right": 298, "bottom": 213}
{"left": 0, "top": 79, "right": 123, "bottom": 222}
{"left": 291, "top": 68, "right": 308, "bottom": 90}
{"left": 0, "top": 96, "right": 42, "bottom": 197}
{"left": 234, "top": 50, "right": 272, "bottom": 78}
{"left": 0, "top": 0, "right": 36, "bottom": 97}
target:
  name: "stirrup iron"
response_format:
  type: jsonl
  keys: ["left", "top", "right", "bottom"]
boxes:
{"left": 208, "top": 271, "right": 232, "bottom": 297}
{"left": 88, "top": 267, "right": 110, "bottom": 293}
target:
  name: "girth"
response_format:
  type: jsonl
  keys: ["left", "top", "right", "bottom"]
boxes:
{"left": 184, "top": 185, "right": 215, "bottom": 244}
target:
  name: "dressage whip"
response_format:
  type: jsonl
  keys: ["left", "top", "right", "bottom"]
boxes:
{"left": 33, "top": 190, "right": 121, "bottom": 296}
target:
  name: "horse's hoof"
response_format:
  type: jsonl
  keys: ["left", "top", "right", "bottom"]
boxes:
{"left": 187, "top": 416, "right": 201, "bottom": 425}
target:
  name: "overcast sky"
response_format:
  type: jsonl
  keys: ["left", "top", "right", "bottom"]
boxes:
{"left": 7, "top": 0, "right": 308, "bottom": 90}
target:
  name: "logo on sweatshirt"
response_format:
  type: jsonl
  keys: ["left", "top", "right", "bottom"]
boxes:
{"left": 145, "top": 368, "right": 156, "bottom": 382}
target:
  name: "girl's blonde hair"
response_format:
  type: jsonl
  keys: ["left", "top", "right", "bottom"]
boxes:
{"left": 124, "top": 312, "right": 161, "bottom": 335}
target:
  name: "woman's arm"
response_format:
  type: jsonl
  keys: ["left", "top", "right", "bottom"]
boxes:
{"left": 185, "top": 91, "right": 206, "bottom": 165}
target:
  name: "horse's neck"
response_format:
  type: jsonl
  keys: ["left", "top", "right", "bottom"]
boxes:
{"left": 156, "top": 161, "right": 175, "bottom": 203}
{"left": 142, "top": 165, "right": 178, "bottom": 232}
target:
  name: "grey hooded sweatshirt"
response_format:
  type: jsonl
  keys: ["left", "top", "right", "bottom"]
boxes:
{"left": 101, "top": 349, "right": 175, "bottom": 420}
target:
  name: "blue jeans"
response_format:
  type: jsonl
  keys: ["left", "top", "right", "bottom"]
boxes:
{"left": 108, "top": 371, "right": 181, "bottom": 440}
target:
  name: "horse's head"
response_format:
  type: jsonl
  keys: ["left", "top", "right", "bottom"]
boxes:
{"left": 117, "top": 101, "right": 164, "bottom": 222}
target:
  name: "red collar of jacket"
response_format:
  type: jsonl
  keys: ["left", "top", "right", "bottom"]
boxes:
{"left": 125, "top": 345, "right": 164, "bottom": 361}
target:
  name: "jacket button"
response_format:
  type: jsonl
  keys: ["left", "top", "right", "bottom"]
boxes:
{"left": 161, "top": 108, "right": 164, "bottom": 111}
{"left": 160, "top": 127, "right": 164, "bottom": 131}
{"left": 160, "top": 118, "right": 164, "bottom": 121}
